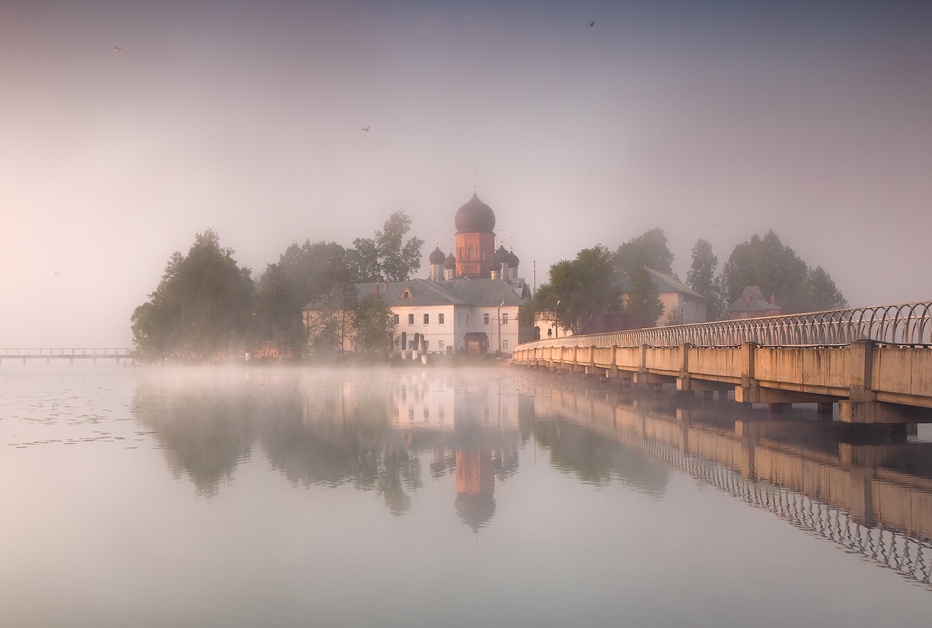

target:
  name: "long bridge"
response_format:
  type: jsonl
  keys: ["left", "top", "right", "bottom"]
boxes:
{"left": 512, "top": 302, "right": 932, "bottom": 424}
{"left": 0, "top": 348, "right": 134, "bottom": 365}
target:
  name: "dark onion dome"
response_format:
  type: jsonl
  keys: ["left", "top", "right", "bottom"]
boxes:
{"left": 429, "top": 246, "right": 445, "bottom": 264}
{"left": 444, "top": 252, "right": 456, "bottom": 269}
{"left": 508, "top": 250, "right": 519, "bottom": 267}
{"left": 491, "top": 260, "right": 502, "bottom": 273}
{"left": 495, "top": 245, "right": 510, "bottom": 263}
{"left": 455, "top": 192, "right": 496, "bottom": 233}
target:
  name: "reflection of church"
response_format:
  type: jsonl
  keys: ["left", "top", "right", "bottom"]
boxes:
{"left": 393, "top": 374, "right": 523, "bottom": 533}
{"left": 455, "top": 450, "right": 496, "bottom": 532}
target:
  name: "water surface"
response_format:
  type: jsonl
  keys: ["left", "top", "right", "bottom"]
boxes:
{"left": 2, "top": 364, "right": 931, "bottom": 627}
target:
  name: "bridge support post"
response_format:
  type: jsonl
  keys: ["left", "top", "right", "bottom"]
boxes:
{"left": 736, "top": 342, "right": 759, "bottom": 404}
{"left": 838, "top": 340, "right": 922, "bottom": 423}
{"left": 735, "top": 419, "right": 759, "bottom": 480}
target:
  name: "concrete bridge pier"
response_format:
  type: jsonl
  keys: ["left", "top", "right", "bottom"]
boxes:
{"left": 735, "top": 419, "right": 760, "bottom": 480}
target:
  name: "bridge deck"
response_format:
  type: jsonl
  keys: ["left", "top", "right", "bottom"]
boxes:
{"left": 513, "top": 341, "right": 932, "bottom": 423}
{"left": 0, "top": 349, "right": 133, "bottom": 362}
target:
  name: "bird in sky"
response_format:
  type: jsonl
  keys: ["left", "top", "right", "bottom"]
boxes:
{"left": 589, "top": 21, "right": 595, "bottom": 27}
{"left": 361, "top": 126, "right": 370, "bottom": 132}
{"left": 113, "top": 46, "right": 122, "bottom": 52}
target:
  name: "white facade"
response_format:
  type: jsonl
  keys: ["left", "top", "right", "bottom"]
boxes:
{"left": 393, "top": 299, "right": 521, "bottom": 356}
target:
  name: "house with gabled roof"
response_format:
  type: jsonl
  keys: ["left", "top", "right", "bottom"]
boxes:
{"left": 726, "top": 286, "right": 782, "bottom": 319}
{"left": 617, "top": 267, "right": 708, "bottom": 325}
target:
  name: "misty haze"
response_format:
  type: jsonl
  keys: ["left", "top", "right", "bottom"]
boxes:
{"left": 3, "top": 2, "right": 932, "bottom": 626}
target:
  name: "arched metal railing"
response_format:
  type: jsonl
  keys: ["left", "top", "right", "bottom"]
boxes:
{"left": 559, "top": 412, "right": 932, "bottom": 588}
{"left": 524, "top": 302, "right": 932, "bottom": 348}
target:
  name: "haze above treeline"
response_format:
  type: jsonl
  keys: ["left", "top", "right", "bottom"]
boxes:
{"left": 3, "top": 1, "right": 931, "bottom": 348}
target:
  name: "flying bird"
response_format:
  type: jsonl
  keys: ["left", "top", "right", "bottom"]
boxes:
{"left": 589, "top": 21, "right": 595, "bottom": 27}
{"left": 361, "top": 126, "right": 370, "bottom": 132}
{"left": 113, "top": 46, "right": 122, "bottom": 52}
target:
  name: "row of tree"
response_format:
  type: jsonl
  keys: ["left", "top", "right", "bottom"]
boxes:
{"left": 522, "top": 228, "right": 847, "bottom": 335}
{"left": 131, "top": 213, "right": 423, "bottom": 362}
{"left": 133, "top": 212, "right": 847, "bottom": 361}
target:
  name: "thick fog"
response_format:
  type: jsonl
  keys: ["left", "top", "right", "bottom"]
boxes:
{"left": 3, "top": 1, "right": 931, "bottom": 347}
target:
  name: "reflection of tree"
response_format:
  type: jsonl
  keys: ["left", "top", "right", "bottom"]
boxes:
{"left": 133, "top": 375, "right": 259, "bottom": 497}
{"left": 377, "top": 447, "right": 423, "bottom": 515}
{"left": 133, "top": 369, "right": 530, "bottom": 521}
{"left": 258, "top": 380, "right": 427, "bottom": 514}
{"left": 533, "top": 419, "right": 669, "bottom": 497}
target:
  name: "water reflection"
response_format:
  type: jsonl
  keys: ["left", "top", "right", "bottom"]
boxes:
{"left": 514, "top": 370, "right": 932, "bottom": 587}
{"left": 131, "top": 366, "right": 932, "bottom": 587}
{"left": 132, "top": 367, "right": 527, "bottom": 523}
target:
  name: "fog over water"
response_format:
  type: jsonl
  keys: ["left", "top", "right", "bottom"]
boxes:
{"left": 3, "top": 1, "right": 932, "bottom": 347}
{"left": 2, "top": 364, "right": 932, "bottom": 626}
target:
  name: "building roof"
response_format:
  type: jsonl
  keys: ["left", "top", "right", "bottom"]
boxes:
{"left": 726, "top": 285, "right": 782, "bottom": 314}
{"left": 303, "top": 278, "right": 524, "bottom": 311}
{"left": 577, "top": 314, "right": 652, "bottom": 335}
{"left": 454, "top": 193, "right": 496, "bottom": 233}
{"left": 428, "top": 246, "right": 445, "bottom": 264}
{"left": 616, "top": 267, "right": 706, "bottom": 300}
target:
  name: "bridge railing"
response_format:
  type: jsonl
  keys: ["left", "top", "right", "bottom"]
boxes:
{"left": 523, "top": 302, "right": 932, "bottom": 349}
{"left": 0, "top": 348, "right": 133, "bottom": 358}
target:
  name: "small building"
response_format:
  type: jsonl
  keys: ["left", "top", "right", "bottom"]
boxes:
{"left": 618, "top": 267, "right": 708, "bottom": 325}
{"left": 726, "top": 286, "right": 782, "bottom": 319}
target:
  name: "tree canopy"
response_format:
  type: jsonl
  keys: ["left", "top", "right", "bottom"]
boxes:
{"left": 253, "top": 240, "right": 352, "bottom": 358}
{"left": 614, "top": 227, "right": 675, "bottom": 277}
{"left": 131, "top": 230, "right": 254, "bottom": 361}
{"left": 623, "top": 266, "right": 664, "bottom": 324}
{"left": 686, "top": 238, "right": 724, "bottom": 320}
{"left": 537, "top": 246, "right": 621, "bottom": 335}
{"left": 720, "top": 230, "right": 845, "bottom": 314}
{"left": 347, "top": 212, "right": 424, "bottom": 283}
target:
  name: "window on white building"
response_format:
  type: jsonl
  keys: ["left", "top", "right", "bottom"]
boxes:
{"left": 503, "top": 340, "right": 508, "bottom": 349}
{"left": 438, "top": 313, "right": 445, "bottom": 325}
{"left": 393, "top": 314, "right": 399, "bottom": 325}
{"left": 502, "top": 312, "right": 509, "bottom": 325}
{"left": 438, "top": 340, "right": 445, "bottom": 352}
{"left": 484, "top": 313, "right": 490, "bottom": 325}
{"left": 408, "top": 314, "right": 414, "bottom": 325}
{"left": 423, "top": 313, "right": 429, "bottom": 324}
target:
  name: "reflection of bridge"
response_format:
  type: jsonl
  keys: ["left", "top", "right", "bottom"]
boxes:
{"left": 520, "top": 374, "right": 932, "bottom": 589}
{"left": 0, "top": 348, "right": 134, "bottom": 365}
{"left": 514, "top": 302, "right": 932, "bottom": 423}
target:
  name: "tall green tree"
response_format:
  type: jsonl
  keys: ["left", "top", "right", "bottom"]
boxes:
{"left": 615, "top": 227, "right": 675, "bottom": 277}
{"left": 131, "top": 230, "right": 254, "bottom": 361}
{"left": 720, "top": 230, "right": 844, "bottom": 314}
{"left": 254, "top": 240, "right": 350, "bottom": 357}
{"left": 347, "top": 212, "right": 424, "bottom": 283}
{"left": 542, "top": 246, "right": 621, "bottom": 335}
{"left": 686, "top": 238, "right": 723, "bottom": 320}
{"left": 805, "top": 266, "right": 848, "bottom": 311}
{"left": 623, "top": 266, "right": 664, "bottom": 324}
{"left": 353, "top": 293, "right": 397, "bottom": 356}
{"left": 253, "top": 262, "right": 308, "bottom": 357}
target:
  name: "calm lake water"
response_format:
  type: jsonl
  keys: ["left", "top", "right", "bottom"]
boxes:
{"left": 2, "top": 363, "right": 931, "bottom": 627}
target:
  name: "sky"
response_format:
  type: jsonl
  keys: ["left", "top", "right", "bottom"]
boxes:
{"left": 3, "top": 0, "right": 931, "bottom": 348}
